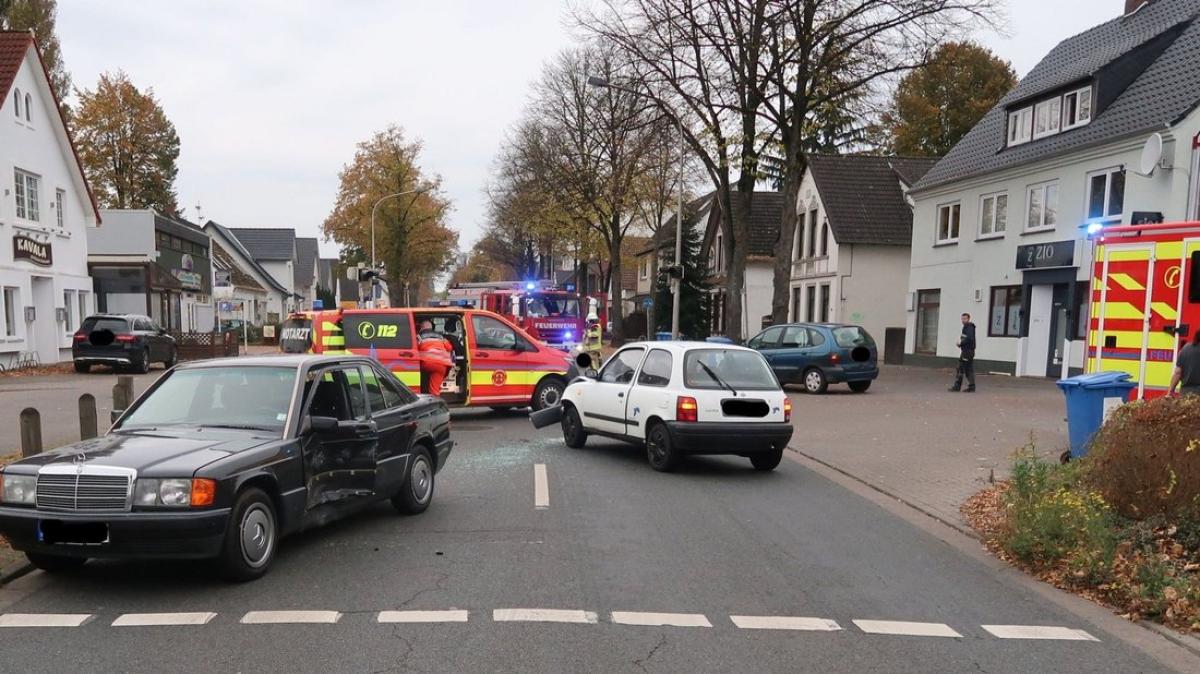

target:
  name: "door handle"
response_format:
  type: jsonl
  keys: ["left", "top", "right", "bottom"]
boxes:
{"left": 473, "top": 352, "right": 490, "bottom": 358}
{"left": 618, "top": 392, "right": 624, "bottom": 398}
{"left": 398, "top": 351, "right": 414, "bottom": 358}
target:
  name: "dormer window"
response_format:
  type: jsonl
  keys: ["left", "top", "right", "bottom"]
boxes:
{"left": 1008, "top": 85, "right": 1094, "bottom": 148}
{"left": 1033, "top": 97, "right": 1062, "bottom": 139}
{"left": 1062, "top": 86, "right": 1093, "bottom": 130}
{"left": 1008, "top": 107, "right": 1032, "bottom": 146}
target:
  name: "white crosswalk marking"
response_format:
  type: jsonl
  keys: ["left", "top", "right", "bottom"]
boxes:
{"left": 981, "top": 625, "right": 1099, "bottom": 641}
{"left": 730, "top": 615, "right": 841, "bottom": 631}
{"left": 240, "top": 610, "right": 342, "bottom": 624}
{"left": 853, "top": 620, "right": 962, "bottom": 638}
{"left": 611, "top": 611, "right": 712, "bottom": 627}
{"left": 534, "top": 463, "right": 549, "bottom": 509}
{"left": 378, "top": 610, "right": 469, "bottom": 623}
{"left": 0, "top": 614, "right": 92, "bottom": 628}
{"left": 493, "top": 609, "right": 598, "bottom": 624}
{"left": 112, "top": 612, "right": 216, "bottom": 627}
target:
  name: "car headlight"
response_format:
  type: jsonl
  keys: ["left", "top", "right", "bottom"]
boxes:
{"left": 0, "top": 473, "right": 37, "bottom": 505}
{"left": 134, "top": 478, "right": 191, "bottom": 507}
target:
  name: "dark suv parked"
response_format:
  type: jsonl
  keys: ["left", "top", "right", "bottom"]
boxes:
{"left": 747, "top": 323, "right": 879, "bottom": 394}
{"left": 72, "top": 314, "right": 177, "bottom": 374}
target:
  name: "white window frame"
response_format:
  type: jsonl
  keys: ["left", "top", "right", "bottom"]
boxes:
{"left": 2, "top": 286, "right": 20, "bottom": 339}
{"left": 14, "top": 169, "right": 40, "bottom": 222}
{"left": 11, "top": 88, "right": 20, "bottom": 119}
{"left": 63, "top": 290, "right": 74, "bottom": 333}
{"left": 1008, "top": 107, "right": 1032, "bottom": 146}
{"left": 1062, "top": 86, "right": 1093, "bottom": 131}
{"left": 978, "top": 192, "right": 1008, "bottom": 239}
{"left": 1025, "top": 181, "right": 1060, "bottom": 232}
{"left": 77, "top": 290, "right": 88, "bottom": 328}
{"left": 935, "top": 202, "right": 961, "bottom": 245}
{"left": 23, "top": 92, "right": 31, "bottom": 123}
{"left": 793, "top": 211, "right": 806, "bottom": 261}
{"left": 55, "top": 188, "right": 65, "bottom": 228}
{"left": 1033, "top": 97, "right": 1062, "bottom": 140}
{"left": 639, "top": 256, "right": 648, "bottom": 280}
{"left": 1085, "top": 167, "right": 1126, "bottom": 225}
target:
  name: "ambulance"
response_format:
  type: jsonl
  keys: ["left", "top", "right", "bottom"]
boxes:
{"left": 280, "top": 307, "right": 576, "bottom": 411}
{"left": 1086, "top": 221, "right": 1200, "bottom": 399}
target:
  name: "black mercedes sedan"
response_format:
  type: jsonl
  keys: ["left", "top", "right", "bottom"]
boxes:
{"left": 0, "top": 354, "right": 452, "bottom": 581}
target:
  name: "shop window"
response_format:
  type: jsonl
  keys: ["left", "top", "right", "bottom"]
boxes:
{"left": 989, "top": 286, "right": 1022, "bottom": 337}
{"left": 1075, "top": 286, "right": 1091, "bottom": 340}
{"left": 916, "top": 289, "right": 940, "bottom": 354}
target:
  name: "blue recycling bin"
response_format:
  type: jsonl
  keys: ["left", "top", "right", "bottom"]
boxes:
{"left": 1056, "top": 372, "right": 1137, "bottom": 459}
{"left": 656, "top": 331, "right": 673, "bottom": 341}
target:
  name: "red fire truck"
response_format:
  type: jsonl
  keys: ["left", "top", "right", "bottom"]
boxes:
{"left": 1086, "top": 221, "right": 1200, "bottom": 399}
{"left": 446, "top": 281, "right": 605, "bottom": 351}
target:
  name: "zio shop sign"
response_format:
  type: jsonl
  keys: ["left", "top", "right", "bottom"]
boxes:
{"left": 12, "top": 233, "right": 52, "bottom": 267}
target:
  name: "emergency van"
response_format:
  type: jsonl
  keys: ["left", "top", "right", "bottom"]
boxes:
{"left": 1087, "top": 221, "right": 1200, "bottom": 399}
{"left": 280, "top": 307, "right": 576, "bottom": 411}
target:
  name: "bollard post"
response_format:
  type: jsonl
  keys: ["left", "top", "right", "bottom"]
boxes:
{"left": 79, "top": 393, "right": 98, "bottom": 440}
{"left": 19, "top": 407, "right": 42, "bottom": 457}
{"left": 113, "top": 375, "right": 135, "bottom": 412}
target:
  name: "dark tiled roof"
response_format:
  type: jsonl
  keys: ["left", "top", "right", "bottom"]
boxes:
{"left": 228, "top": 227, "right": 297, "bottom": 261}
{"left": 731, "top": 191, "right": 784, "bottom": 257}
{"left": 807, "top": 155, "right": 937, "bottom": 246}
{"left": 640, "top": 194, "right": 716, "bottom": 254}
{"left": 205, "top": 221, "right": 289, "bottom": 294}
{"left": 294, "top": 237, "right": 319, "bottom": 289}
{"left": 915, "top": 0, "right": 1200, "bottom": 192}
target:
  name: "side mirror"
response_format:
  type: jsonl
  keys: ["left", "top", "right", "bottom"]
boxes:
{"left": 584, "top": 368, "right": 598, "bottom": 379}
{"left": 110, "top": 409, "right": 124, "bottom": 423}
{"left": 305, "top": 415, "right": 339, "bottom": 434}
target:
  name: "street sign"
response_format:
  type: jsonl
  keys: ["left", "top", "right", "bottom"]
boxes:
{"left": 642, "top": 298, "right": 652, "bottom": 308}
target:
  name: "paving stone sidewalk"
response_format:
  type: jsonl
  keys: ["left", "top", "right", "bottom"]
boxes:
{"left": 788, "top": 364, "right": 1069, "bottom": 530}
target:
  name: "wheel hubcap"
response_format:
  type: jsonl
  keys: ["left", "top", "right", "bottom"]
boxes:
{"left": 541, "top": 385, "right": 561, "bottom": 408}
{"left": 648, "top": 431, "right": 666, "bottom": 464}
{"left": 806, "top": 372, "right": 821, "bottom": 390}
{"left": 240, "top": 506, "right": 274, "bottom": 567}
{"left": 411, "top": 458, "right": 432, "bottom": 503}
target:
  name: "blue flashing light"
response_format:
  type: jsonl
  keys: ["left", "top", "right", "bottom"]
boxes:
{"left": 1086, "top": 222, "right": 1105, "bottom": 237}
{"left": 564, "top": 330, "right": 573, "bottom": 341}
{"left": 525, "top": 282, "right": 536, "bottom": 291}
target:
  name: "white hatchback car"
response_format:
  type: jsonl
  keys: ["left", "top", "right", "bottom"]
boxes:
{"left": 535, "top": 342, "right": 794, "bottom": 471}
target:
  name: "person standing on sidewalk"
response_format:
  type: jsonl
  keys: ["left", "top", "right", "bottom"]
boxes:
{"left": 949, "top": 313, "right": 977, "bottom": 393}
{"left": 1168, "top": 331, "right": 1200, "bottom": 396}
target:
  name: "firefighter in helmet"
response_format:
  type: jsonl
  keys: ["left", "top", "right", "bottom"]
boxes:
{"left": 583, "top": 299, "right": 603, "bottom": 370}
{"left": 417, "top": 319, "right": 454, "bottom": 395}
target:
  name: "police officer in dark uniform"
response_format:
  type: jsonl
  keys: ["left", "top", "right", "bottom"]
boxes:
{"left": 949, "top": 312, "right": 977, "bottom": 393}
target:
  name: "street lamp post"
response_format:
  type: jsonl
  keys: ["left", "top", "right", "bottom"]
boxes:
{"left": 587, "top": 76, "right": 685, "bottom": 340}
{"left": 370, "top": 189, "right": 425, "bottom": 308}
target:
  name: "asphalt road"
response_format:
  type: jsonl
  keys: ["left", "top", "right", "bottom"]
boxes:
{"left": 0, "top": 408, "right": 1193, "bottom": 673}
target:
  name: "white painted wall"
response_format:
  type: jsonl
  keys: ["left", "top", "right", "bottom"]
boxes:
{"left": 0, "top": 45, "right": 97, "bottom": 363}
{"left": 742, "top": 262, "right": 773, "bottom": 336}
{"left": 838, "top": 244, "right": 912, "bottom": 343}
{"left": 87, "top": 210, "right": 155, "bottom": 256}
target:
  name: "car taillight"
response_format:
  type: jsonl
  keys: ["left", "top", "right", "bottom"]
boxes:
{"left": 784, "top": 398, "right": 792, "bottom": 423}
{"left": 115, "top": 334, "right": 136, "bottom": 343}
{"left": 72, "top": 332, "right": 87, "bottom": 342}
{"left": 676, "top": 396, "right": 698, "bottom": 423}
{"left": 830, "top": 352, "right": 840, "bottom": 364}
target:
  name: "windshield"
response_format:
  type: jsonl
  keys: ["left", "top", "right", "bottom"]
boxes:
{"left": 525, "top": 296, "right": 580, "bottom": 318}
{"left": 118, "top": 366, "right": 296, "bottom": 432}
{"left": 832, "top": 326, "right": 875, "bottom": 349}
{"left": 683, "top": 349, "right": 780, "bottom": 391}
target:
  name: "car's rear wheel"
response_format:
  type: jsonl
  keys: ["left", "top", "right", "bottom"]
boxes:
{"left": 73, "top": 361, "right": 90, "bottom": 374}
{"left": 219, "top": 487, "right": 278, "bottom": 582}
{"left": 562, "top": 404, "right": 587, "bottom": 448}
{"left": 646, "top": 422, "right": 681, "bottom": 472}
{"left": 392, "top": 446, "right": 434, "bottom": 515}
{"left": 164, "top": 347, "right": 178, "bottom": 369}
{"left": 803, "top": 368, "right": 828, "bottom": 394}
{"left": 848, "top": 380, "right": 871, "bottom": 393}
{"left": 750, "top": 448, "right": 784, "bottom": 471}
{"left": 25, "top": 552, "right": 88, "bottom": 573}
{"left": 531, "top": 377, "right": 564, "bottom": 411}
{"left": 135, "top": 348, "right": 151, "bottom": 374}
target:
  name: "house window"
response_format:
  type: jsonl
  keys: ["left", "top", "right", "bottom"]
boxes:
{"left": 916, "top": 289, "right": 941, "bottom": 354}
{"left": 793, "top": 212, "right": 806, "bottom": 261}
{"left": 12, "top": 88, "right": 20, "bottom": 118}
{"left": 805, "top": 285, "right": 816, "bottom": 322}
{"left": 936, "top": 203, "right": 961, "bottom": 244}
{"left": 819, "top": 222, "right": 830, "bottom": 257}
{"left": 1033, "top": 97, "right": 1062, "bottom": 140}
{"left": 791, "top": 286, "right": 802, "bottom": 322}
{"left": 63, "top": 291, "right": 74, "bottom": 333}
{"left": 989, "top": 286, "right": 1023, "bottom": 337}
{"left": 1075, "top": 286, "right": 1090, "bottom": 340}
{"left": 716, "top": 232, "right": 724, "bottom": 273}
{"left": 1062, "top": 86, "right": 1093, "bottom": 130}
{"left": 819, "top": 284, "right": 831, "bottom": 322}
{"left": 2, "top": 287, "right": 18, "bottom": 337}
{"left": 979, "top": 193, "right": 1008, "bottom": 238}
{"left": 806, "top": 209, "right": 818, "bottom": 258}
{"left": 639, "top": 257, "right": 648, "bottom": 280}
{"left": 55, "top": 189, "right": 65, "bottom": 228}
{"left": 1008, "top": 107, "right": 1032, "bottom": 146}
{"left": 1026, "top": 182, "right": 1059, "bottom": 231}
{"left": 1086, "top": 167, "right": 1125, "bottom": 224}
{"left": 77, "top": 291, "right": 88, "bottom": 328}
{"left": 24, "top": 93, "right": 31, "bottom": 122}
{"left": 13, "top": 169, "right": 39, "bottom": 222}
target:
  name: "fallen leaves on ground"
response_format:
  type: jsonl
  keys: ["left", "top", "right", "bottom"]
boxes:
{"left": 0, "top": 363, "right": 74, "bottom": 378}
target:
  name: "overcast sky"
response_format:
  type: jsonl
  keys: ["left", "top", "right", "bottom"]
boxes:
{"left": 56, "top": 0, "right": 1126, "bottom": 259}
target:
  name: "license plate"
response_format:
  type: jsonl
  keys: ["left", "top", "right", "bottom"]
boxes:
{"left": 38, "top": 520, "right": 109, "bottom": 545}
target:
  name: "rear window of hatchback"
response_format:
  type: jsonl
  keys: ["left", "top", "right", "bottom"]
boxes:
{"left": 832, "top": 327, "right": 874, "bottom": 349}
{"left": 683, "top": 349, "right": 780, "bottom": 391}
{"left": 81, "top": 316, "right": 130, "bottom": 333}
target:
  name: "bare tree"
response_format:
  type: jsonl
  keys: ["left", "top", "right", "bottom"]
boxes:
{"left": 578, "top": 0, "right": 780, "bottom": 340}
{"left": 763, "top": 1, "right": 999, "bottom": 324}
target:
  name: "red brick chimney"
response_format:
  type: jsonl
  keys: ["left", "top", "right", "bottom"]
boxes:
{"left": 1125, "top": 0, "right": 1151, "bottom": 15}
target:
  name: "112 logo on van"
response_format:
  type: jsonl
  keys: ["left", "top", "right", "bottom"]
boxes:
{"left": 356, "top": 322, "right": 399, "bottom": 340}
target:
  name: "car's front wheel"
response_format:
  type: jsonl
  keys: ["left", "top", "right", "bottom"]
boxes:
{"left": 392, "top": 446, "right": 434, "bottom": 515}
{"left": 848, "top": 380, "right": 871, "bottom": 393}
{"left": 562, "top": 404, "right": 587, "bottom": 448}
{"left": 750, "top": 448, "right": 784, "bottom": 471}
{"left": 803, "top": 368, "right": 828, "bottom": 394}
{"left": 73, "top": 361, "right": 90, "bottom": 374}
{"left": 25, "top": 552, "right": 87, "bottom": 573}
{"left": 219, "top": 487, "right": 278, "bottom": 582}
{"left": 531, "top": 377, "right": 565, "bottom": 411}
{"left": 646, "top": 422, "right": 681, "bottom": 472}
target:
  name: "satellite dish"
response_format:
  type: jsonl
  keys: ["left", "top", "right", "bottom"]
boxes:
{"left": 1139, "top": 133, "right": 1164, "bottom": 176}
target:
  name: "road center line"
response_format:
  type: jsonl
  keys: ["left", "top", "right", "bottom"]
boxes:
{"left": 730, "top": 615, "right": 841, "bottom": 631}
{"left": 611, "top": 611, "right": 712, "bottom": 628}
{"left": 240, "top": 610, "right": 342, "bottom": 625}
{"left": 493, "top": 609, "right": 597, "bottom": 624}
{"left": 0, "top": 613, "right": 92, "bottom": 628}
{"left": 981, "top": 625, "right": 1099, "bottom": 641}
{"left": 112, "top": 612, "right": 217, "bottom": 627}
{"left": 853, "top": 620, "right": 962, "bottom": 638}
{"left": 378, "top": 610, "right": 469, "bottom": 623}
{"left": 534, "top": 463, "right": 549, "bottom": 509}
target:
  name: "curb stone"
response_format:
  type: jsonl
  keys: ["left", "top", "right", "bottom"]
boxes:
{"left": 0, "top": 557, "right": 33, "bottom": 586}
{"left": 1138, "top": 621, "right": 1200, "bottom": 658}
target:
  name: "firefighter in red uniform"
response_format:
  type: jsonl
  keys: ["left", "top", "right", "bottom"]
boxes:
{"left": 417, "top": 320, "right": 454, "bottom": 395}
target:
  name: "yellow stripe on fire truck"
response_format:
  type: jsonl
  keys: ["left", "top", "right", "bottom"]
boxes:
{"left": 468, "top": 370, "right": 564, "bottom": 387}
